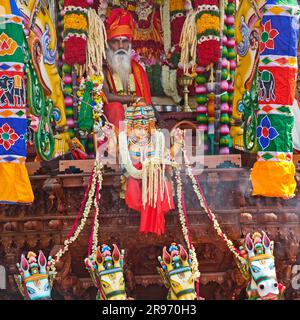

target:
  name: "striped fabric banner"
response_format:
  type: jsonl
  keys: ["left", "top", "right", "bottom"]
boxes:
{"left": 0, "top": 0, "right": 33, "bottom": 204}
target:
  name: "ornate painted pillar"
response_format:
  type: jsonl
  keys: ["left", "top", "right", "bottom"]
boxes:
{"left": 251, "top": 0, "right": 299, "bottom": 198}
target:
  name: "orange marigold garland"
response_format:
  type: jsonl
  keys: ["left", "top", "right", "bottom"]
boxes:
{"left": 195, "top": 0, "right": 220, "bottom": 67}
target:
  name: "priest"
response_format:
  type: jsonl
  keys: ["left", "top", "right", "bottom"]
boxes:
{"left": 103, "top": 8, "right": 152, "bottom": 131}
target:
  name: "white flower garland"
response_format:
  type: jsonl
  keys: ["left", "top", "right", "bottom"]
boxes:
{"left": 92, "top": 167, "right": 103, "bottom": 255}
{"left": 49, "top": 160, "right": 103, "bottom": 279}
{"left": 162, "top": 0, "right": 171, "bottom": 54}
{"left": 86, "top": 8, "right": 107, "bottom": 77}
{"left": 181, "top": 146, "right": 246, "bottom": 267}
{"left": 175, "top": 168, "right": 200, "bottom": 280}
{"left": 161, "top": 0, "right": 182, "bottom": 103}
{"left": 162, "top": 67, "right": 182, "bottom": 104}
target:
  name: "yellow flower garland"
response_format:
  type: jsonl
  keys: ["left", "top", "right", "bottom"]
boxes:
{"left": 64, "top": 13, "right": 88, "bottom": 32}
{"left": 169, "top": 0, "right": 185, "bottom": 12}
{"left": 196, "top": 14, "right": 220, "bottom": 34}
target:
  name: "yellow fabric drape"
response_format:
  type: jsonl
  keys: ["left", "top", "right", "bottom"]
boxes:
{"left": 0, "top": 163, "right": 34, "bottom": 204}
{"left": 251, "top": 161, "right": 296, "bottom": 199}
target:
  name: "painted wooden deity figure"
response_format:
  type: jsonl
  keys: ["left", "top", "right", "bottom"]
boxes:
{"left": 118, "top": 102, "right": 183, "bottom": 235}
{"left": 99, "top": 102, "right": 183, "bottom": 236}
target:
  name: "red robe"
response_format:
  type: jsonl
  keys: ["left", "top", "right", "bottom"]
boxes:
{"left": 125, "top": 163, "right": 175, "bottom": 236}
{"left": 103, "top": 60, "right": 151, "bottom": 130}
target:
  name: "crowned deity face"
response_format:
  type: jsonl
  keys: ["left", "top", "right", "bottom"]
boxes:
{"left": 137, "top": 0, "right": 154, "bottom": 7}
{"left": 135, "top": 0, "right": 154, "bottom": 22}
{"left": 132, "top": 123, "right": 150, "bottom": 140}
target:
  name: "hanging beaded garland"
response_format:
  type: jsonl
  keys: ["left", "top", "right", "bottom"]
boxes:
{"left": 57, "top": 0, "right": 64, "bottom": 75}
{"left": 219, "top": 0, "right": 236, "bottom": 154}
{"left": 60, "top": 1, "right": 76, "bottom": 138}
{"left": 195, "top": 0, "right": 221, "bottom": 154}
{"left": 225, "top": 0, "right": 236, "bottom": 118}
{"left": 196, "top": 66, "right": 209, "bottom": 152}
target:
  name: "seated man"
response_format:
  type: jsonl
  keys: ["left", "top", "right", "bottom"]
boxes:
{"left": 103, "top": 8, "right": 152, "bottom": 131}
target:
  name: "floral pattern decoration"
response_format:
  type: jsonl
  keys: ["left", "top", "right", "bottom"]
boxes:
{"left": 260, "top": 20, "right": 279, "bottom": 53}
{"left": 0, "top": 123, "right": 20, "bottom": 151}
{"left": 256, "top": 115, "right": 279, "bottom": 150}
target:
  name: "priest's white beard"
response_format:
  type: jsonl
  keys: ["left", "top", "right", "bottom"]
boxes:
{"left": 106, "top": 46, "right": 132, "bottom": 91}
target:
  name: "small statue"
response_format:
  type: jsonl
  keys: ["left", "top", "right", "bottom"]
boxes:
{"left": 118, "top": 102, "right": 183, "bottom": 235}
{"left": 132, "top": 0, "right": 164, "bottom": 65}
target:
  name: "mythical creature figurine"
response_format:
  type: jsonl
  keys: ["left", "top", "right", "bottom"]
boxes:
{"left": 239, "top": 231, "right": 285, "bottom": 300}
{"left": 85, "top": 244, "right": 127, "bottom": 300}
{"left": 15, "top": 251, "right": 54, "bottom": 300}
{"left": 157, "top": 243, "right": 196, "bottom": 300}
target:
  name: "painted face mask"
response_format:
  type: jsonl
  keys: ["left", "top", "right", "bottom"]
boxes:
{"left": 85, "top": 244, "right": 127, "bottom": 300}
{"left": 15, "top": 251, "right": 54, "bottom": 300}
{"left": 157, "top": 243, "right": 196, "bottom": 300}
{"left": 239, "top": 231, "right": 285, "bottom": 300}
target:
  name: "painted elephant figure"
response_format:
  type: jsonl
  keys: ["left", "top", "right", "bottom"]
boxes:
{"left": 259, "top": 70, "right": 276, "bottom": 102}
{"left": 0, "top": 75, "right": 25, "bottom": 107}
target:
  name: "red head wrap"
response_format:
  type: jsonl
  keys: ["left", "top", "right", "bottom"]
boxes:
{"left": 106, "top": 8, "right": 135, "bottom": 41}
